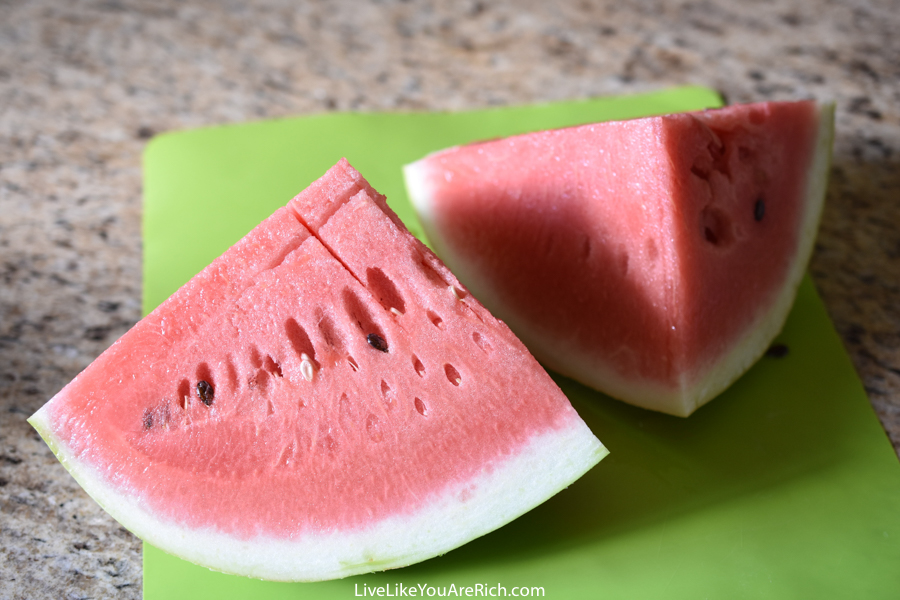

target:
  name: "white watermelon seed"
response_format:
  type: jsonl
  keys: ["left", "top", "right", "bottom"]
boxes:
{"left": 390, "top": 307, "right": 403, "bottom": 316}
{"left": 449, "top": 286, "right": 462, "bottom": 300}
{"left": 300, "top": 354, "right": 315, "bottom": 382}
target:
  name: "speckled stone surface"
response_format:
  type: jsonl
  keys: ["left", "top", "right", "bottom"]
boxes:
{"left": 1, "top": 0, "right": 898, "bottom": 598}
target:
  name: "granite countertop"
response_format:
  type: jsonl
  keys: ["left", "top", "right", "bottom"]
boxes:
{"left": 1, "top": 1, "right": 898, "bottom": 598}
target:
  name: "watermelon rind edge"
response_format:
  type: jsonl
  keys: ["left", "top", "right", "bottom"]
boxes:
{"left": 405, "top": 102, "right": 836, "bottom": 417}
{"left": 28, "top": 401, "right": 607, "bottom": 582}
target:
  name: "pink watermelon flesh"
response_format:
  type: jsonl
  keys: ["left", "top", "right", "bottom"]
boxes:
{"left": 405, "top": 101, "right": 834, "bottom": 417}
{"left": 28, "top": 159, "right": 606, "bottom": 582}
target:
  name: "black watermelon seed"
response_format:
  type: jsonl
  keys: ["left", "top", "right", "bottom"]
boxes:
{"left": 765, "top": 343, "right": 789, "bottom": 358}
{"left": 754, "top": 197, "right": 766, "bottom": 221}
{"left": 367, "top": 333, "right": 389, "bottom": 352}
{"left": 197, "top": 380, "right": 214, "bottom": 405}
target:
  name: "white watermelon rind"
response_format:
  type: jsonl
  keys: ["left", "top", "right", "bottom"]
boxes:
{"left": 406, "top": 102, "right": 835, "bottom": 417}
{"left": 29, "top": 403, "right": 606, "bottom": 581}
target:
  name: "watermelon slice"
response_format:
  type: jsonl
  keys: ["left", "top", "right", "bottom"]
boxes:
{"left": 404, "top": 101, "right": 834, "bottom": 417}
{"left": 28, "top": 160, "right": 607, "bottom": 581}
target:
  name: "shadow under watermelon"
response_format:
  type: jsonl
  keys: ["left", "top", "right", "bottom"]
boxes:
{"left": 368, "top": 275, "right": 878, "bottom": 580}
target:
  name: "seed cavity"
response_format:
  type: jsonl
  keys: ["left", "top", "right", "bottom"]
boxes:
{"left": 343, "top": 287, "right": 383, "bottom": 340}
{"left": 380, "top": 379, "right": 394, "bottom": 409}
{"left": 249, "top": 370, "right": 269, "bottom": 394}
{"left": 263, "top": 355, "right": 283, "bottom": 377}
{"left": 414, "top": 397, "right": 427, "bottom": 416}
{"left": 754, "top": 197, "right": 766, "bottom": 221}
{"left": 196, "top": 362, "right": 214, "bottom": 389}
{"left": 412, "top": 355, "right": 426, "bottom": 377}
{"left": 177, "top": 378, "right": 190, "bottom": 409}
{"left": 285, "top": 318, "right": 315, "bottom": 362}
{"left": 691, "top": 164, "right": 711, "bottom": 181}
{"left": 225, "top": 356, "right": 239, "bottom": 392}
{"left": 427, "top": 310, "right": 444, "bottom": 329}
{"left": 472, "top": 331, "right": 492, "bottom": 354}
{"left": 197, "top": 380, "right": 214, "bottom": 406}
{"left": 142, "top": 409, "right": 153, "bottom": 429}
{"left": 416, "top": 252, "right": 452, "bottom": 288}
{"left": 366, "top": 267, "right": 406, "bottom": 315}
{"left": 248, "top": 345, "right": 263, "bottom": 369}
{"left": 701, "top": 205, "right": 733, "bottom": 247}
{"left": 300, "top": 353, "right": 315, "bottom": 382}
{"left": 444, "top": 364, "right": 461, "bottom": 386}
{"left": 317, "top": 311, "right": 344, "bottom": 351}
{"left": 339, "top": 392, "right": 356, "bottom": 422}
{"left": 367, "top": 333, "right": 388, "bottom": 352}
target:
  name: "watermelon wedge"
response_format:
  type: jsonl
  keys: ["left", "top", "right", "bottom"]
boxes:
{"left": 28, "top": 160, "right": 607, "bottom": 581}
{"left": 404, "top": 101, "right": 834, "bottom": 417}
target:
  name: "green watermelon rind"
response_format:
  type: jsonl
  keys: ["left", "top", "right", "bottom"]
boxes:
{"left": 405, "top": 102, "right": 835, "bottom": 417}
{"left": 29, "top": 400, "right": 606, "bottom": 581}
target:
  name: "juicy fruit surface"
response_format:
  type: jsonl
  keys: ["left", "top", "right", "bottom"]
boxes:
{"left": 30, "top": 160, "right": 605, "bottom": 580}
{"left": 406, "top": 101, "right": 833, "bottom": 416}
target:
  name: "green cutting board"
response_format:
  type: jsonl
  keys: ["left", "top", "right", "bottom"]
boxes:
{"left": 142, "top": 87, "right": 900, "bottom": 598}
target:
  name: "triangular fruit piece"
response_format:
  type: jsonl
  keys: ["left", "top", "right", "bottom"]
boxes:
{"left": 29, "top": 160, "right": 607, "bottom": 582}
{"left": 404, "top": 101, "right": 834, "bottom": 417}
